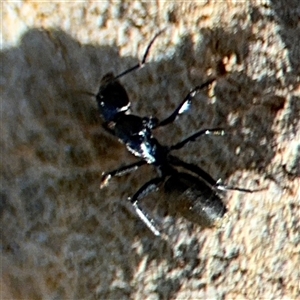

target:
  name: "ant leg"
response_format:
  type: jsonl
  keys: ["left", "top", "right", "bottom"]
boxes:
{"left": 155, "top": 77, "right": 216, "bottom": 128}
{"left": 169, "top": 130, "right": 262, "bottom": 193}
{"left": 113, "top": 29, "right": 166, "bottom": 81}
{"left": 129, "top": 177, "right": 164, "bottom": 236}
{"left": 100, "top": 160, "right": 147, "bottom": 188}
{"left": 170, "top": 128, "right": 225, "bottom": 151}
{"left": 169, "top": 155, "right": 218, "bottom": 187}
{"left": 168, "top": 128, "right": 226, "bottom": 185}
{"left": 215, "top": 179, "right": 261, "bottom": 193}
{"left": 169, "top": 155, "right": 259, "bottom": 193}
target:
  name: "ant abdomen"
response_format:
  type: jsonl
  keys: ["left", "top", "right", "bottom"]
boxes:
{"left": 164, "top": 172, "right": 227, "bottom": 228}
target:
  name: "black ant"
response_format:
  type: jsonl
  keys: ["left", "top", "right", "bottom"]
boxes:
{"left": 92, "top": 30, "right": 256, "bottom": 236}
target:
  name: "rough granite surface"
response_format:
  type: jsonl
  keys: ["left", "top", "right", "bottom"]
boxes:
{"left": 1, "top": 1, "right": 299, "bottom": 299}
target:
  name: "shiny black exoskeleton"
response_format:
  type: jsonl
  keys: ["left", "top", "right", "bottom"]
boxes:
{"left": 95, "top": 30, "right": 254, "bottom": 236}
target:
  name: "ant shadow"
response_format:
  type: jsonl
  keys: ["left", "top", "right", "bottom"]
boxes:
{"left": 1, "top": 20, "right": 298, "bottom": 299}
{"left": 269, "top": 0, "right": 300, "bottom": 74}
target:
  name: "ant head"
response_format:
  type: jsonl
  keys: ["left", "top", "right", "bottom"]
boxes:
{"left": 96, "top": 73, "right": 130, "bottom": 122}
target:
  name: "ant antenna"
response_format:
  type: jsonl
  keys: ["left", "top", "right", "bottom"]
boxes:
{"left": 79, "top": 29, "right": 166, "bottom": 99}
{"left": 114, "top": 28, "right": 166, "bottom": 81}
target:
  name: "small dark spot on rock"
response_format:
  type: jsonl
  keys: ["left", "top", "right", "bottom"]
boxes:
{"left": 262, "top": 95, "right": 285, "bottom": 112}
{"left": 167, "top": 10, "right": 178, "bottom": 24}
{"left": 65, "top": 145, "right": 92, "bottom": 167}
{"left": 0, "top": 192, "right": 8, "bottom": 216}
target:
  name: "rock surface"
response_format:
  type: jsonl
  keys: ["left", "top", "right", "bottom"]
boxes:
{"left": 1, "top": 1, "right": 299, "bottom": 299}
